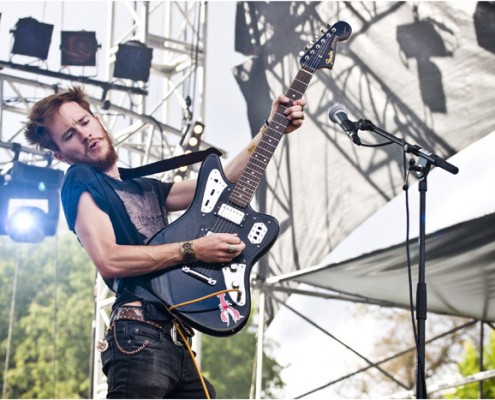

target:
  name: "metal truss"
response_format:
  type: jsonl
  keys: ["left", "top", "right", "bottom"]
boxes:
{"left": 0, "top": 2, "right": 207, "bottom": 397}
{"left": 0, "top": 1, "right": 207, "bottom": 170}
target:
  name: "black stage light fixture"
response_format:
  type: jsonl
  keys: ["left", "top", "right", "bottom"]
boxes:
{"left": 11, "top": 17, "right": 54, "bottom": 60}
{"left": 0, "top": 162, "right": 63, "bottom": 243}
{"left": 113, "top": 40, "right": 153, "bottom": 82}
{"left": 174, "top": 121, "right": 205, "bottom": 183}
{"left": 187, "top": 122, "right": 205, "bottom": 153}
{"left": 61, "top": 31, "right": 99, "bottom": 66}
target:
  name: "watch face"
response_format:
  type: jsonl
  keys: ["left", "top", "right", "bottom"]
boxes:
{"left": 184, "top": 249, "right": 194, "bottom": 259}
{"left": 181, "top": 241, "right": 196, "bottom": 263}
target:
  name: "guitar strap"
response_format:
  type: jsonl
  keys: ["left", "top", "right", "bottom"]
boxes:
{"left": 118, "top": 147, "right": 222, "bottom": 179}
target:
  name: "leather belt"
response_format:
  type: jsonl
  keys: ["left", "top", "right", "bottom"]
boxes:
{"left": 110, "top": 306, "right": 170, "bottom": 330}
{"left": 110, "top": 306, "right": 192, "bottom": 347}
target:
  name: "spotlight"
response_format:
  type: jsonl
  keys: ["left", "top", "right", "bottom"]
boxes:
{"left": 174, "top": 121, "right": 205, "bottom": 182}
{"left": 11, "top": 17, "right": 54, "bottom": 60}
{"left": 113, "top": 40, "right": 153, "bottom": 82}
{"left": 61, "top": 31, "right": 99, "bottom": 66}
{"left": 188, "top": 122, "right": 204, "bottom": 152}
{"left": 0, "top": 162, "right": 63, "bottom": 243}
{"left": 6, "top": 206, "right": 46, "bottom": 243}
{"left": 192, "top": 122, "right": 205, "bottom": 136}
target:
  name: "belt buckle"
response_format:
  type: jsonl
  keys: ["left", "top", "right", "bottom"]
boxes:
{"left": 170, "top": 324, "right": 191, "bottom": 347}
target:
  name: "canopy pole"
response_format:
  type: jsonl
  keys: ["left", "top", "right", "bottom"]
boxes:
{"left": 255, "top": 291, "right": 266, "bottom": 399}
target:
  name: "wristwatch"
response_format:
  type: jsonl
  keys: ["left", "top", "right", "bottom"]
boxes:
{"left": 180, "top": 240, "right": 197, "bottom": 263}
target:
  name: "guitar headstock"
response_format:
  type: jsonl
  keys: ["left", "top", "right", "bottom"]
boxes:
{"left": 299, "top": 21, "right": 352, "bottom": 72}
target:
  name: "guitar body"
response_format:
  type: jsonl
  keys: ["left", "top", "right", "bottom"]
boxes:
{"left": 146, "top": 20, "right": 351, "bottom": 336}
{"left": 148, "top": 154, "right": 279, "bottom": 336}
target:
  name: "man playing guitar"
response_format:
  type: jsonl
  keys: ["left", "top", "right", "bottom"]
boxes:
{"left": 24, "top": 86, "right": 305, "bottom": 399}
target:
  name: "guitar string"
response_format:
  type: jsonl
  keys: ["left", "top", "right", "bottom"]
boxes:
{"left": 184, "top": 27, "right": 333, "bottom": 294}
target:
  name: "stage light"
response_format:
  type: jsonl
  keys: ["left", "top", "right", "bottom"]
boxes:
{"left": 192, "top": 122, "right": 205, "bottom": 136}
{"left": 113, "top": 40, "right": 153, "bottom": 82}
{"left": 61, "top": 31, "right": 99, "bottom": 66}
{"left": 0, "top": 162, "right": 63, "bottom": 243}
{"left": 11, "top": 17, "right": 54, "bottom": 60}
{"left": 173, "top": 121, "right": 205, "bottom": 182}
{"left": 6, "top": 206, "right": 46, "bottom": 243}
{"left": 188, "top": 122, "right": 204, "bottom": 152}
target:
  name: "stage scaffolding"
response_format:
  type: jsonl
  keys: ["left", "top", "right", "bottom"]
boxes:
{"left": 0, "top": 2, "right": 207, "bottom": 398}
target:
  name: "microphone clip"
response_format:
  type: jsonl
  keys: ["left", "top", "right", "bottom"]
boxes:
{"left": 356, "top": 118, "right": 374, "bottom": 131}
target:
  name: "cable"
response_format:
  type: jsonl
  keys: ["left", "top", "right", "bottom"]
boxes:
{"left": 165, "top": 288, "right": 242, "bottom": 399}
{"left": 168, "top": 288, "right": 241, "bottom": 311}
{"left": 402, "top": 158, "right": 419, "bottom": 347}
{"left": 173, "top": 320, "right": 211, "bottom": 400}
{"left": 402, "top": 153, "right": 426, "bottom": 392}
{"left": 52, "top": 234, "right": 60, "bottom": 398}
{"left": 2, "top": 246, "right": 20, "bottom": 399}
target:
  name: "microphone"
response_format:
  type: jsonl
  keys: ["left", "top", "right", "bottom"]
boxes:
{"left": 328, "top": 104, "right": 361, "bottom": 145}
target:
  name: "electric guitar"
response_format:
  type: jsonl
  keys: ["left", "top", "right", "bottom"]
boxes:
{"left": 148, "top": 21, "right": 352, "bottom": 336}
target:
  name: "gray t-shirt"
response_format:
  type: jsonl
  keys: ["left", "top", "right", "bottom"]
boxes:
{"left": 61, "top": 163, "right": 174, "bottom": 320}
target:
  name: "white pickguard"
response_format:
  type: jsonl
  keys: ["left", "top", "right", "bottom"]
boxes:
{"left": 201, "top": 169, "right": 227, "bottom": 213}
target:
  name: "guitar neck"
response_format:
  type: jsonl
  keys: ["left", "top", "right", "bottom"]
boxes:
{"left": 229, "top": 66, "right": 314, "bottom": 208}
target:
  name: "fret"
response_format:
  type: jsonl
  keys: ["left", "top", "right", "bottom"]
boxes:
{"left": 228, "top": 21, "right": 351, "bottom": 208}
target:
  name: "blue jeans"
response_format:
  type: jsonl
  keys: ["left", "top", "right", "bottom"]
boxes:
{"left": 101, "top": 320, "right": 216, "bottom": 399}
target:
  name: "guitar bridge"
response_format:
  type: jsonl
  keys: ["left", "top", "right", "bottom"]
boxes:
{"left": 182, "top": 266, "right": 217, "bottom": 286}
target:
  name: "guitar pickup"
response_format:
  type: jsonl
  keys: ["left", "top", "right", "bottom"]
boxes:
{"left": 247, "top": 222, "right": 268, "bottom": 244}
{"left": 217, "top": 204, "right": 245, "bottom": 226}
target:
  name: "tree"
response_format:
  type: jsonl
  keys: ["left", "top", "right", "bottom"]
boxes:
{"left": 345, "top": 304, "right": 476, "bottom": 398}
{"left": 201, "top": 322, "right": 284, "bottom": 399}
{"left": 446, "top": 329, "right": 495, "bottom": 399}
{"left": 0, "top": 229, "right": 286, "bottom": 399}
{"left": 1, "top": 232, "right": 94, "bottom": 399}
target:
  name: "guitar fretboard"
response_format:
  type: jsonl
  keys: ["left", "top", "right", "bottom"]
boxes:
{"left": 230, "top": 66, "right": 314, "bottom": 208}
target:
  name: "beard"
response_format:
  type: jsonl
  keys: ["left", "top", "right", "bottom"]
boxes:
{"left": 86, "top": 135, "right": 119, "bottom": 173}
{"left": 64, "top": 132, "right": 119, "bottom": 173}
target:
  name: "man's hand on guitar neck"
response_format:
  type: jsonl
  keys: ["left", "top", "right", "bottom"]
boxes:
{"left": 223, "top": 94, "right": 306, "bottom": 184}
{"left": 269, "top": 94, "right": 307, "bottom": 134}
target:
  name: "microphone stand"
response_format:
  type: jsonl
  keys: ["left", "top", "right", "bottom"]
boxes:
{"left": 354, "top": 118, "right": 459, "bottom": 399}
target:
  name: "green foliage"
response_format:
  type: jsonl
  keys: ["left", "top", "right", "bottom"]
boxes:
{"left": 0, "top": 232, "right": 94, "bottom": 399}
{"left": 446, "top": 331, "right": 495, "bottom": 399}
{"left": 0, "top": 230, "right": 285, "bottom": 399}
{"left": 201, "top": 325, "right": 284, "bottom": 399}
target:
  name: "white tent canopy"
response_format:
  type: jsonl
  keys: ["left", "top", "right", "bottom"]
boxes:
{"left": 269, "top": 131, "right": 495, "bottom": 321}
